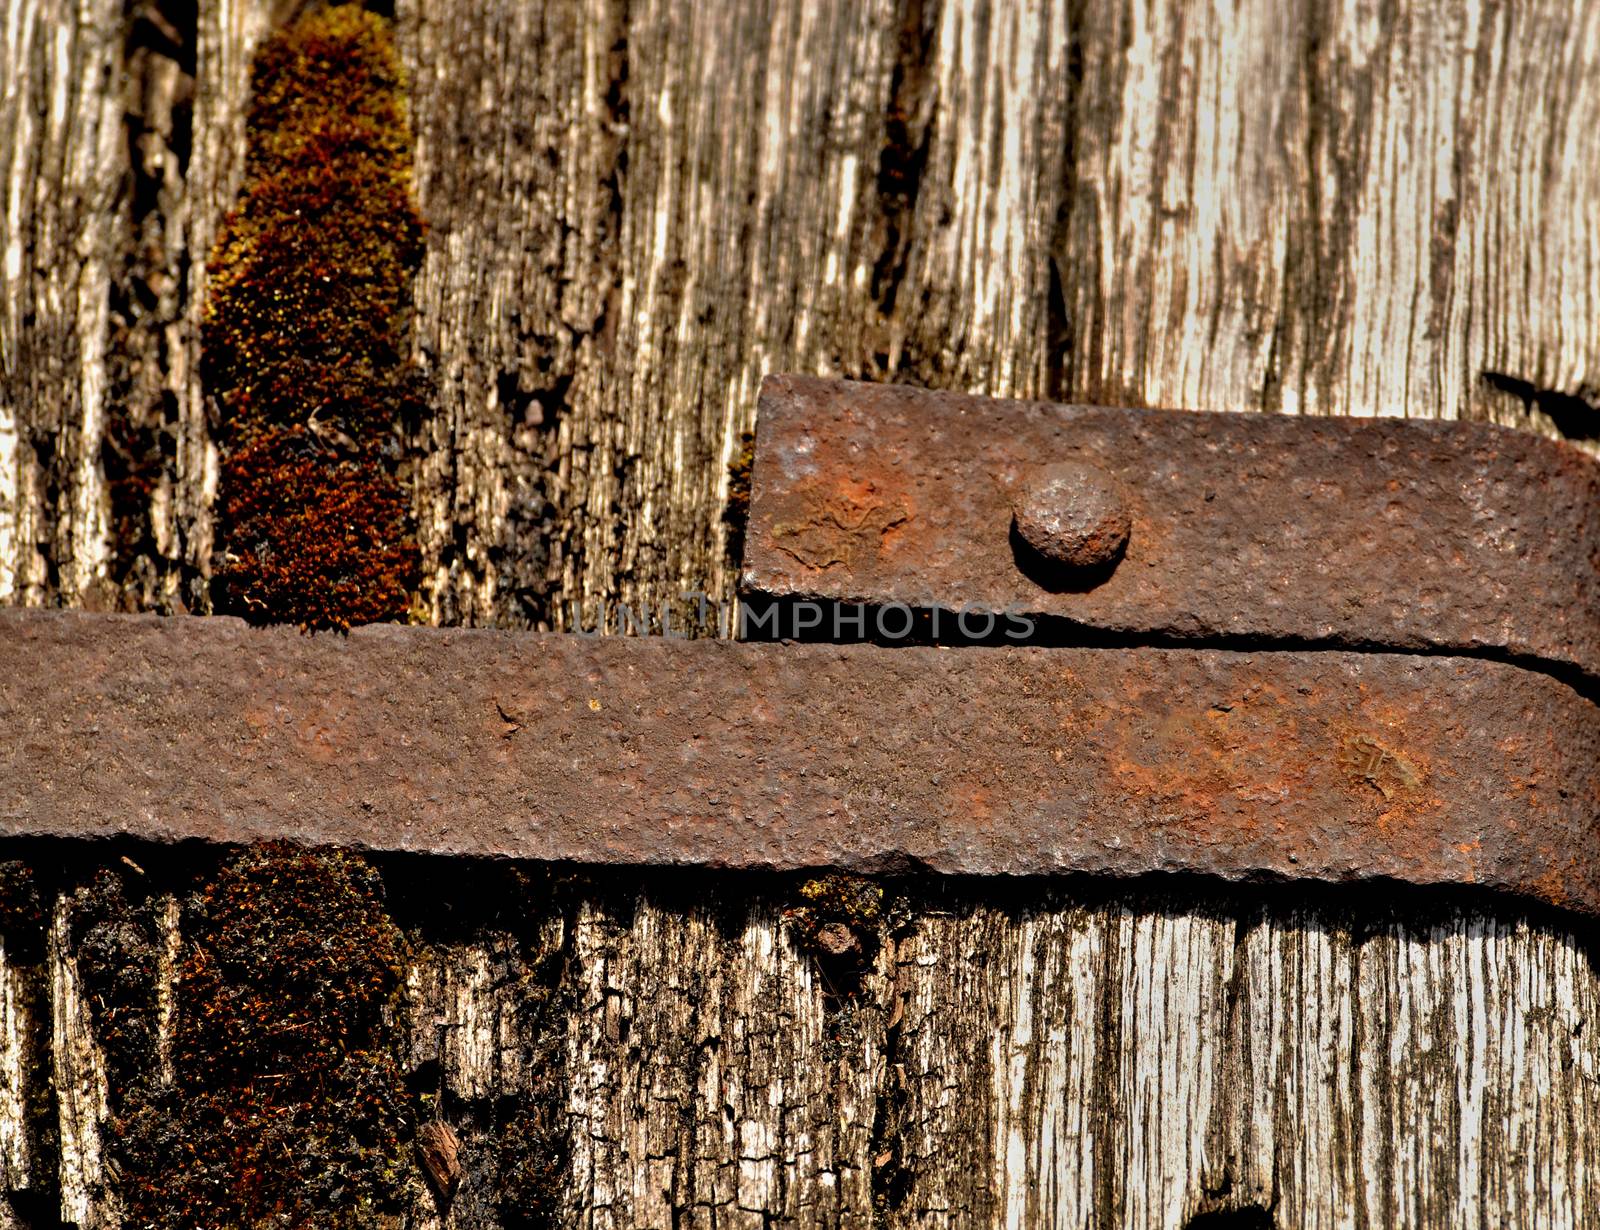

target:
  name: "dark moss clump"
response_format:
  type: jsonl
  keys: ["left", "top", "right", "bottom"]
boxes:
{"left": 492, "top": 870, "right": 573, "bottom": 1227}
{"left": 116, "top": 844, "right": 412, "bottom": 1229}
{"left": 0, "top": 861, "right": 45, "bottom": 962}
{"left": 67, "top": 869, "right": 162, "bottom": 1095}
{"left": 494, "top": 1092, "right": 567, "bottom": 1229}
{"left": 204, "top": 3, "right": 426, "bottom": 630}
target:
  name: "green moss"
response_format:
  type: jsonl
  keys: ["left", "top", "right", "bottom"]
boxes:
{"left": 116, "top": 843, "right": 412, "bottom": 1229}
{"left": 205, "top": 3, "right": 425, "bottom": 630}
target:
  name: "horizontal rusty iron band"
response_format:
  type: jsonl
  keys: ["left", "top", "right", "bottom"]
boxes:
{"left": 4, "top": 610, "right": 1596, "bottom": 917}
{"left": 741, "top": 375, "right": 1600, "bottom": 682}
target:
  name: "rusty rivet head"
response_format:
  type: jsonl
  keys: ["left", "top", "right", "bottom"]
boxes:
{"left": 1012, "top": 460, "right": 1131, "bottom": 570}
{"left": 812, "top": 921, "right": 861, "bottom": 958}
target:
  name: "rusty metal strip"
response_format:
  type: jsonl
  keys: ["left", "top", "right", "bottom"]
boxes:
{"left": 4, "top": 611, "right": 1596, "bottom": 916}
{"left": 742, "top": 375, "right": 1600, "bottom": 681}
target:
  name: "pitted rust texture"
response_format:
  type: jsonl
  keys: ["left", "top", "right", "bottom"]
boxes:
{"left": 1012, "top": 460, "right": 1132, "bottom": 570}
{"left": 742, "top": 375, "right": 1600, "bottom": 680}
{"left": 3, "top": 611, "right": 1597, "bottom": 917}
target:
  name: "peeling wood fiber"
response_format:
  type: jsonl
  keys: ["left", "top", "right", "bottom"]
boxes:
{"left": 3, "top": 0, "right": 1600, "bottom": 1226}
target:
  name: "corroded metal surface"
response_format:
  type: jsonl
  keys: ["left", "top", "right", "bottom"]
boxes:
{"left": 3, "top": 611, "right": 1596, "bottom": 916}
{"left": 743, "top": 375, "right": 1600, "bottom": 679}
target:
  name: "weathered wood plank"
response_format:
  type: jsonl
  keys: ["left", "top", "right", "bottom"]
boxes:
{"left": 400, "top": 0, "right": 904, "bottom": 627}
{"left": 0, "top": 0, "right": 123, "bottom": 605}
{"left": 46, "top": 901, "right": 112, "bottom": 1229}
{"left": 888, "top": 0, "right": 1073, "bottom": 396}
{"left": 565, "top": 895, "right": 883, "bottom": 1229}
{"left": 397, "top": 0, "right": 619, "bottom": 627}
{"left": 0, "top": 945, "right": 31, "bottom": 1198}
{"left": 0, "top": 0, "right": 269, "bottom": 613}
{"left": 403, "top": 925, "right": 557, "bottom": 1227}
{"left": 1063, "top": 0, "right": 1600, "bottom": 429}
{"left": 887, "top": 893, "right": 1600, "bottom": 1227}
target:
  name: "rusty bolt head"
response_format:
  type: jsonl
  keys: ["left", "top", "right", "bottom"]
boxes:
{"left": 1012, "top": 460, "right": 1130, "bottom": 569}
{"left": 812, "top": 921, "right": 861, "bottom": 958}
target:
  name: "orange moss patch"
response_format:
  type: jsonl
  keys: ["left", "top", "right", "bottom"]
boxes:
{"left": 221, "top": 426, "right": 414, "bottom": 627}
{"left": 205, "top": 3, "right": 425, "bottom": 630}
{"left": 128, "top": 6, "right": 426, "bottom": 1222}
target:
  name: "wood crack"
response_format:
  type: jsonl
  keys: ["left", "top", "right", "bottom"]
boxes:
{"left": 1481, "top": 369, "right": 1600, "bottom": 441}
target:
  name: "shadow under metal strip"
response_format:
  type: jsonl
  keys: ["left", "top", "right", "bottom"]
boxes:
{"left": 4, "top": 610, "right": 1596, "bottom": 917}
{"left": 742, "top": 375, "right": 1600, "bottom": 684}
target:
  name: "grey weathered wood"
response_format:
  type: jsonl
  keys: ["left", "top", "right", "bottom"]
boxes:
{"left": 888, "top": 894, "right": 1600, "bottom": 1227}
{"left": 47, "top": 903, "right": 113, "bottom": 1230}
{"left": 0, "top": 945, "right": 34, "bottom": 1214}
{"left": 2, "top": 0, "right": 1599, "bottom": 1225}
{"left": 0, "top": 0, "right": 269, "bottom": 613}
{"left": 564, "top": 897, "right": 883, "bottom": 1228}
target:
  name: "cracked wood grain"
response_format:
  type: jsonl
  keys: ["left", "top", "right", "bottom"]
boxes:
{"left": 0, "top": 944, "right": 32, "bottom": 1200}
{"left": 0, "top": 0, "right": 124, "bottom": 606}
{"left": 402, "top": 928, "right": 557, "bottom": 1227}
{"left": 397, "top": 0, "right": 903, "bottom": 628}
{"left": 46, "top": 902, "right": 113, "bottom": 1230}
{"left": 0, "top": 0, "right": 271, "bottom": 614}
{"left": 565, "top": 894, "right": 882, "bottom": 1229}
{"left": 887, "top": 892, "right": 1600, "bottom": 1227}
{"left": 1059, "top": 0, "right": 1600, "bottom": 435}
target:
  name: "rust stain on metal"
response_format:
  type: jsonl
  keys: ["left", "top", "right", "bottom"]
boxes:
{"left": 1338, "top": 734, "right": 1422, "bottom": 802}
{"left": 770, "top": 485, "right": 911, "bottom": 572}
{"left": 2, "top": 610, "right": 1596, "bottom": 918}
{"left": 743, "top": 375, "right": 1600, "bottom": 681}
